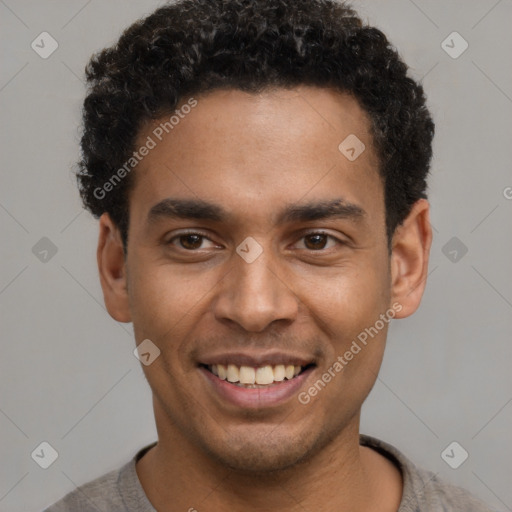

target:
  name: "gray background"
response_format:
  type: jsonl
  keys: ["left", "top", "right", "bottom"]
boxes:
{"left": 1, "top": 0, "right": 511, "bottom": 510}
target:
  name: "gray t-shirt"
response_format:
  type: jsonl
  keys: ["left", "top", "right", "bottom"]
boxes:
{"left": 42, "top": 434, "right": 495, "bottom": 511}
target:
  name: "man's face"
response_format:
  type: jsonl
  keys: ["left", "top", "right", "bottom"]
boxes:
{"left": 122, "top": 87, "right": 394, "bottom": 471}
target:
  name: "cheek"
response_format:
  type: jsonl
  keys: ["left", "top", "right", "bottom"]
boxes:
{"left": 294, "top": 258, "right": 390, "bottom": 338}
{"left": 296, "top": 265, "right": 391, "bottom": 417}
{"left": 126, "top": 261, "right": 216, "bottom": 401}
{"left": 295, "top": 256, "right": 391, "bottom": 393}
{"left": 127, "top": 259, "right": 217, "bottom": 342}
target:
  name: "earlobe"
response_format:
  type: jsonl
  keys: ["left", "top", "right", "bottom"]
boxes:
{"left": 97, "top": 213, "right": 132, "bottom": 323}
{"left": 390, "top": 199, "right": 432, "bottom": 319}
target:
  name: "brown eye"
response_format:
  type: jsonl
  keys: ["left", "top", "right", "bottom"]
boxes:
{"left": 294, "top": 232, "right": 341, "bottom": 251}
{"left": 178, "top": 234, "right": 204, "bottom": 250}
{"left": 304, "top": 233, "right": 329, "bottom": 250}
{"left": 166, "top": 231, "right": 221, "bottom": 253}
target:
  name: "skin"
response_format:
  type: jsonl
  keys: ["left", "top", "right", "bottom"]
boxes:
{"left": 97, "top": 86, "right": 432, "bottom": 511}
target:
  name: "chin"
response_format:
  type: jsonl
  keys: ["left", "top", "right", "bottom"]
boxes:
{"left": 213, "top": 445, "right": 307, "bottom": 474}
{"left": 200, "top": 428, "right": 322, "bottom": 474}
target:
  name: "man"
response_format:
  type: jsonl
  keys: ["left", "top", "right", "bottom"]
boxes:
{"left": 44, "top": 0, "right": 495, "bottom": 510}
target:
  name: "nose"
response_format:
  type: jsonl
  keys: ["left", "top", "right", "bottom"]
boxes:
{"left": 212, "top": 247, "right": 299, "bottom": 332}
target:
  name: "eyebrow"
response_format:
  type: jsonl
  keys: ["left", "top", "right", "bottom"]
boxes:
{"left": 147, "top": 198, "right": 225, "bottom": 224}
{"left": 146, "top": 197, "right": 366, "bottom": 226}
{"left": 277, "top": 199, "right": 366, "bottom": 224}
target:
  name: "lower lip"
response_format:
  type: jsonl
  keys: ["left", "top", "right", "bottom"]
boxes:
{"left": 199, "top": 366, "right": 315, "bottom": 409}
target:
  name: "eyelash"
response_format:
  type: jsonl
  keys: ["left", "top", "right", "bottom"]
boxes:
{"left": 166, "top": 231, "right": 344, "bottom": 251}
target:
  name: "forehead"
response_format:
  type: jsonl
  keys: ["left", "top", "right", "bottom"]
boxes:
{"left": 130, "top": 86, "right": 383, "bottom": 225}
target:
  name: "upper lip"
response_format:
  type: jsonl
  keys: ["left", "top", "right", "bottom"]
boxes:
{"left": 199, "top": 351, "right": 316, "bottom": 368}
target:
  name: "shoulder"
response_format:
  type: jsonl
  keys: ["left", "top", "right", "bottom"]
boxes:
{"left": 404, "top": 466, "right": 496, "bottom": 511}
{"left": 42, "top": 443, "right": 157, "bottom": 512}
{"left": 42, "top": 465, "right": 125, "bottom": 512}
{"left": 360, "top": 434, "right": 496, "bottom": 512}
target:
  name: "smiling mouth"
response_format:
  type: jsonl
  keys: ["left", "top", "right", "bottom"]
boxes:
{"left": 200, "top": 363, "right": 316, "bottom": 388}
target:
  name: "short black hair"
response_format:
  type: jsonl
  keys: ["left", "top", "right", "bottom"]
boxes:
{"left": 77, "top": 0, "right": 434, "bottom": 252}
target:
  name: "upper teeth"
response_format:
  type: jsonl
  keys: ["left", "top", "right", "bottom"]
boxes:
{"left": 210, "top": 364, "right": 302, "bottom": 385}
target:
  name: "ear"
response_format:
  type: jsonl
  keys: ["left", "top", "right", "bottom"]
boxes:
{"left": 390, "top": 199, "right": 432, "bottom": 318}
{"left": 97, "top": 212, "right": 132, "bottom": 322}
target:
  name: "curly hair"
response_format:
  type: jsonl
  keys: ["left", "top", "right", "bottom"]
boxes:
{"left": 77, "top": 0, "right": 434, "bottom": 251}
